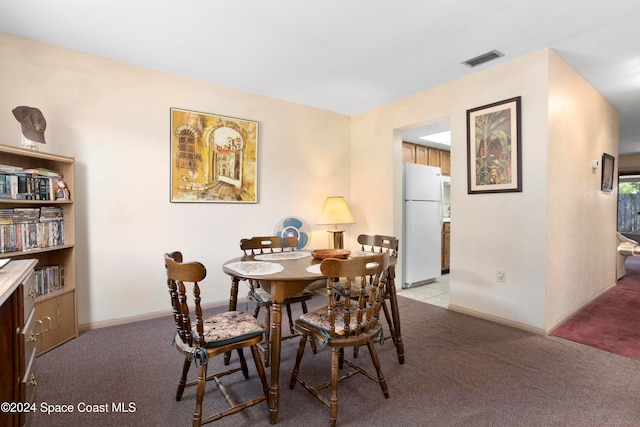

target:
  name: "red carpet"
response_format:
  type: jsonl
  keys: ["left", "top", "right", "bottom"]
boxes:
{"left": 551, "top": 257, "right": 640, "bottom": 360}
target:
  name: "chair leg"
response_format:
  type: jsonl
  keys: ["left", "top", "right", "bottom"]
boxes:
{"left": 330, "top": 347, "right": 340, "bottom": 427}
{"left": 249, "top": 344, "right": 270, "bottom": 398}
{"left": 289, "top": 334, "right": 308, "bottom": 389}
{"left": 366, "top": 341, "right": 389, "bottom": 398}
{"left": 176, "top": 357, "right": 192, "bottom": 401}
{"left": 193, "top": 363, "right": 208, "bottom": 427}
{"left": 237, "top": 348, "right": 249, "bottom": 379}
{"left": 285, "top": 303, "right": 295, "bottom": 335}
{"left": 381, "top": 299, "right": 396, "bottom": 344}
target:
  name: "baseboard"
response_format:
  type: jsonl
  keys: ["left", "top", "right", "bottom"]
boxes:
{"left": 546, "top": 282, "right": 617, "bottom": 335}
{"left": 448, "top": 304, "right": 547, "bottom": 336}
{"left": 79, "top": 297, "right": 249, "bottom": 332}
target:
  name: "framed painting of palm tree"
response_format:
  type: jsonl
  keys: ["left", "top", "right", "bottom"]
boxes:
{"left": 467, "top": 96, "right": 522, "bottom": 194}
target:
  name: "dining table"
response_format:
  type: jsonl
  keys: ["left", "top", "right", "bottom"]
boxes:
{"left": 222, "top": 249, "right": 403, "bottom": 424}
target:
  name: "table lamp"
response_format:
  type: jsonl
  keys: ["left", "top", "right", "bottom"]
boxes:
{"left": 317, "top": 196, "right": 355, "bottom": 249}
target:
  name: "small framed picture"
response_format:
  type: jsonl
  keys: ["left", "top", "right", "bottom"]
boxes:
{"left": 601, "top": 153, "right": 615, "bottom": 192}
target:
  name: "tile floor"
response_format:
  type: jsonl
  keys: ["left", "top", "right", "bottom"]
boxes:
{"left": 399, "top": 274, "right": 450, "bottom": 308}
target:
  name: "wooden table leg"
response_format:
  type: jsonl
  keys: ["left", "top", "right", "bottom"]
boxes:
{"left": 269, "top": 300, "right": 282, "bottom": 424}
{"left": 386, "top": 265, "right": 404, "bottom": 364}
{"left": 224, "top": 276, "right": 240, "bottom": 366}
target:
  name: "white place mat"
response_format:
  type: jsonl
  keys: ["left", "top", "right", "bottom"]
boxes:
{"left": 254, "top": 251, "right": 311, "bottom": 261}
{"left": 306, "top": 264, "right": 322, "bottom": 275}
{"left": 225, "top": 261, "right": 284, "bottom": 276}
{"left": 350, "top": 250, "right": 377, "bottom": 257}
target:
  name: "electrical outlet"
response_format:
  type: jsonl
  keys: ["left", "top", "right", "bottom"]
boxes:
{"left": 497, "top": 269, "right": 506, "bottom": 283}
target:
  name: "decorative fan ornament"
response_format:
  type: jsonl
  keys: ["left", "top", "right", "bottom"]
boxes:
{"left": 273, "top": 217, "right": 310, "bottom": 250}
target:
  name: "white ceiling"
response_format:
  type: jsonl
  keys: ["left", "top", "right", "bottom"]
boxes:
{"left": 2, "top": 0, "right": 640, "bottom": 153}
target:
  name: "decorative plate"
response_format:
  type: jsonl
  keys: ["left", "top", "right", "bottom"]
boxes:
{"left": 311, "top": 249, "right": 351, "bottom": 260}
{"left": 273, "top": 216, "right": 310, "bottom": 250}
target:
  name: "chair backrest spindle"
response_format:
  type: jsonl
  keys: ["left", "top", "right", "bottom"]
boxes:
{"left": 320, "top": 252, "right": 389, "bottom": 339}
{"left": 240, "top": 236, "right": 298, "bottom": 255}
{"left": 164, "top": 252, "right": 207, "bottom": 347}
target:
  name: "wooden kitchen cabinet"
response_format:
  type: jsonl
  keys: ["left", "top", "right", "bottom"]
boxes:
{"left": 440, "top": 151, "right": 451, "bottom": 176}
{"left": 442, "top": 222, "right": 450, "bottom": 273}
{"left": 402, "top": 141, "right": 450, "bottom": 176}
{"left": 415, "top": 145, "right": 429, "bottom": 165}
{"left": 402, "top": 142, "right": 415, "bottom": 163}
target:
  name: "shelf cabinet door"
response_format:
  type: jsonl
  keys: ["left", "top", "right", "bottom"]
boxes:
{"left": 35, "top": 291, "right": 76, "bottom": 354}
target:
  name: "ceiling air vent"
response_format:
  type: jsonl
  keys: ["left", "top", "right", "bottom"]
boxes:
{"left": 462, "top": 50, "right": 504, "bottom": 68}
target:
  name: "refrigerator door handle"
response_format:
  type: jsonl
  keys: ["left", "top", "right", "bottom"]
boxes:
{"left": 439, "top": 176, "right": 444, "bottom": 225}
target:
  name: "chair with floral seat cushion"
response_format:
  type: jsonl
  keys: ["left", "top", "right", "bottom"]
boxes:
{"left": 334, "top": 234, "right": 403, "bottom": 362}
{"left": 239, "top": 236, "right": 315, "bottom": 367}
{"left": 288, "top": 252, "right": 390, "bottom": 427}
{"left": 164, "top": 251, "right": 269, "bottom": 427}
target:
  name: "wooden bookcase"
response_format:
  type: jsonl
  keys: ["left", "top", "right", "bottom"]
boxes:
{"left": 0, "top": 143, "right": 77, "bottom": 355}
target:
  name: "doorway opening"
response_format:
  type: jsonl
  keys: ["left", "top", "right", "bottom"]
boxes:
{"left": 618, "top": 174, "right": 640, "bottom": 242}
{"left": 399, "top": 119, "right": 451, "bottom": 307}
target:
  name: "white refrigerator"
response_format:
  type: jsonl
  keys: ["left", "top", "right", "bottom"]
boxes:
{"left": 402, "top": 163, "right": 443, "bottom": 288}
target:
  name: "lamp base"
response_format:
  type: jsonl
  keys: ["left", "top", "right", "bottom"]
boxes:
{"left": 327, "top": 230, "right": 345, "bottom": 249}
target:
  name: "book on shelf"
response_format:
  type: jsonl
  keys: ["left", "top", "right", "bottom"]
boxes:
{"left": 35, "top": 264, "right": 65, "bottom": 296}
{"left": 0, "top": 207, "right": 64, "bottom": 253}
{"left": 0, "top": 166, "right": 62, "bottom": 201}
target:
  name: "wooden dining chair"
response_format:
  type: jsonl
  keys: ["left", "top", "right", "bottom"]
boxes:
{"left": 164, "top": 251, "right": 269, "bottom": 426}
{"left": 239, "top": 236, "right": 315, "bottom": 367}
{"left": 289, "top": 252, "right": 390, "bottom": 427}
{"left": 334, "top": 234, "right": 403, "bottom": 362}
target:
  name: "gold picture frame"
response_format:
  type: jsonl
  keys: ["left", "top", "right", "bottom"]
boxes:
{"left": 170, "top": 108, "right": 258, "bottom": 203}
{"left": 467, "top": 96, "right": 522, "bottom": 194}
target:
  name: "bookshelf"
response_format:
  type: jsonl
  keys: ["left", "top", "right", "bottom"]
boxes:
{"left": 0, "top": 143, "right": 77, "bottom": 355}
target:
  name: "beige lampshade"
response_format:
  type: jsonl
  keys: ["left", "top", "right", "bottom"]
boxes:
{"left": 318, "top": 196, "right": 355, "bottom": 226}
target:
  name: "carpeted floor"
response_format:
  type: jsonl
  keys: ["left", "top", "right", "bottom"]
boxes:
{"left": 31, "top": 293, "right": 640, "bottom": 427}
{"left": 551, "top": 257, "right": 640, "bottom": 361}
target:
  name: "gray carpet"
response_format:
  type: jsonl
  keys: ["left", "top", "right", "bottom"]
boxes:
{"left": 32, "top": 294, "right": 640, "bottom": 426}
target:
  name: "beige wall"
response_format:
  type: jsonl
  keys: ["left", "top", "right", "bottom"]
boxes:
{"left": 351, "top": 49, "right": 618, "bottom": 332}
{"left": 2, "top": 33, "right": 619, "bottom": 332}
{"left": 545, "top": 51, "right": 619, "bottom": 328}
{"left": 0, "top": 33, "right": 351, "bottom": 327}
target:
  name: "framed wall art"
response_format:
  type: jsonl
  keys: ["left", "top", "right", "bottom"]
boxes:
{"left": 601, "top": 153, "right": 615, "bottom": 192}
{"left": 467, "top": 96, "right": 522, "bottom": 194}
{"left": 170, "top": 108, "right": 258, "bottom": 203}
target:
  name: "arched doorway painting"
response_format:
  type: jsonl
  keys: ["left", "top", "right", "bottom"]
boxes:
{"left": 170, "top": 108, "right": 258, "bottom": 203}
{"left": 213, "top": 127, "right": 243, "bottom": 188}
